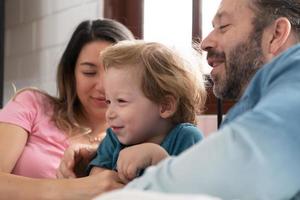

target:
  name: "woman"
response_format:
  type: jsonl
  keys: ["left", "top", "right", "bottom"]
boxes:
{"left": 0, "top": 18, "right": 134, "bottom": 199}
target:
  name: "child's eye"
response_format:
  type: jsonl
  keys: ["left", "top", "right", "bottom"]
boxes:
{"left": 105, "top": 100, "right": 111, "bottom": 105}
{"left": 117, "top": 99, "right": 127, "bottom": 104}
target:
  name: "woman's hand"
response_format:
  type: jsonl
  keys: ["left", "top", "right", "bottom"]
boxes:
{"left": 116, "top": 143, "right": 169, "bottom": 183}
{"left": 78, "top": 169, "right": 125, "bottom": 197}
{"left": 56, "top": 144, "right": 97, "bottom": 178}
{"left": 45, "top": 169, "right": 125, "bottom": 200}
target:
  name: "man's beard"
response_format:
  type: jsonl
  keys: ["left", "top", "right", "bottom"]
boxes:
{"left": 212, "top": 32, "right": 265, "bottom": 100}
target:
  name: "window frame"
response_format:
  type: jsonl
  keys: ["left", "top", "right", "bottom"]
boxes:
{"left": 0, "top": 0, "right": 4, "bottom": 108}
{"left": 104, "top": 0, "right": 144, "bottom": 39}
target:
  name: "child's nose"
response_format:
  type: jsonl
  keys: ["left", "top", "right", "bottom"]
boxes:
{"left": 106, "top": 106, "right": 117, "bottom": 120}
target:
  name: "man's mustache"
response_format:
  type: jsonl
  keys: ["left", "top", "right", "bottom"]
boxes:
{"left": 207, "top": 49, "right": 225, "bottom": 60}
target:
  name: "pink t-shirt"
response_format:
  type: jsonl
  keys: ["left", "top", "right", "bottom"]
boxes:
{"left": 0, "top": 90, "right": 69, "bottom": 178}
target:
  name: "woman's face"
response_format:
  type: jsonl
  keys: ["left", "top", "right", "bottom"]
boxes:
{"left": 75, "top": 40, "right": 112, "bottom": 123}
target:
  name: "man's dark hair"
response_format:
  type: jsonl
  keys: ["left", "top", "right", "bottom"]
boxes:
{"left": 250, "top": 0, "right": 300, "bottom": 41}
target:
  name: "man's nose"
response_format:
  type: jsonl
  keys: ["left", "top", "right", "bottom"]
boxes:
{"left": 201, "top": 31, "right": 217, "bottom": 52}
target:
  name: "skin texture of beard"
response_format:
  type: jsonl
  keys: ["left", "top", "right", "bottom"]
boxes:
{"left": 212, "top": 31, "right": 265, "bottom": 100}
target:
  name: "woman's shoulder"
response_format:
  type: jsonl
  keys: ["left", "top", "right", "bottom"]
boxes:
{"left": 0, "top": 88, "right": 55, "bottom": 131}
{"left": 13, "top": 88, "right": 52, "bottom": 104}
{"left": 9, "top": 88, "right": 55, "bottom": 113}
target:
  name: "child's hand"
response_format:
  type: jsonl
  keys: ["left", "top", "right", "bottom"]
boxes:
{"left": 116, "top": 143, "right": 169, "bottom": 183}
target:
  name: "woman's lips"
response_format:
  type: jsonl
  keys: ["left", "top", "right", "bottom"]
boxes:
{"left": 91, "top": 97, "right": 107, "bottom": 107}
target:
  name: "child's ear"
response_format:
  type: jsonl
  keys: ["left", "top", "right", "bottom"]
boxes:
{"left": 159, "top": 95, "right": 177, "bottom": 119}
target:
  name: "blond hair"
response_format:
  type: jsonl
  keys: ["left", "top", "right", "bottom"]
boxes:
{"left": 101, "top": 40, "right": 206, "bottom": 124}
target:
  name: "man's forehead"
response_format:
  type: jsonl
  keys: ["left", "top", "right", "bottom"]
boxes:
{"left": 218, "top": 0, "right": 250, "bottom": 9}
{"left": 213, "top": 0, "right": 252, "bottom": 24}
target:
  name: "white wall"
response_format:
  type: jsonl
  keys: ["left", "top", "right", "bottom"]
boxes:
{"left": 4, "top": 0, "right": 104, "bottom": 103}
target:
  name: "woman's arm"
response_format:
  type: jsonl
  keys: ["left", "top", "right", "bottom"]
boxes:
{"left": 0, "top": 123, "right": 28, "bottom": 173}
{"left": 0, "top": 170, "right": 124, "bottom": 200}
{"left": 0, "top": 123, "right": 123, "bottom": 199}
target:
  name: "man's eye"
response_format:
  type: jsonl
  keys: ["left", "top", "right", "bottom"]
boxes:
{"left": 219, "top": 24, "right": 230, "bottom": 32}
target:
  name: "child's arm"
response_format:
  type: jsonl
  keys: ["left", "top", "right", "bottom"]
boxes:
{"left": 116, "top": 143, "right": 169, "bottom": 183}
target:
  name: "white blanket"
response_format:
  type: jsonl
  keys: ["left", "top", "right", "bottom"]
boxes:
{"left": 94, "top": 189, "right": 221, "bottom": 200}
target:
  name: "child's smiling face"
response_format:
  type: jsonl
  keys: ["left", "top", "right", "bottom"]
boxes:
{"left": 104, "top": 66, "right": 167, "bottom": 145}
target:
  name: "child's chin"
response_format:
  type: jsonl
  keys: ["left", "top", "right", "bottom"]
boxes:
{"left": 118, "top": 138, "right": 129, "bottom": 145}
{"left": 119, "top": 139, "right": 134, "bottom": 146}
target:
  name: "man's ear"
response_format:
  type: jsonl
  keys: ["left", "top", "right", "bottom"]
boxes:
{"left": 159, "top": 95, "right": 177, "bottom": 119}
{"left": 267, "top": 17, "right": 291, "bottom": 55}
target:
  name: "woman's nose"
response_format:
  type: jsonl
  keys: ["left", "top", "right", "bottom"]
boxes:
{"left": 95, "top": 74, "right": 105, "bottom": 92}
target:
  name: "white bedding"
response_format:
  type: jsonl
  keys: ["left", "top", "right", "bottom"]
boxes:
{"left": 94, "top": 189, "right": 221, "bottom": 200}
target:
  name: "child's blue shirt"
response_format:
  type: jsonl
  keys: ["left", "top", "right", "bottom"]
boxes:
{"left": 87, "top": 123, "right": 203, "bottom": 174}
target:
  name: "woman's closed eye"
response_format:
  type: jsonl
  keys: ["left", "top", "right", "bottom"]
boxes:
{"left": 82, "top": 71, "right": 97, "bottom": 76}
